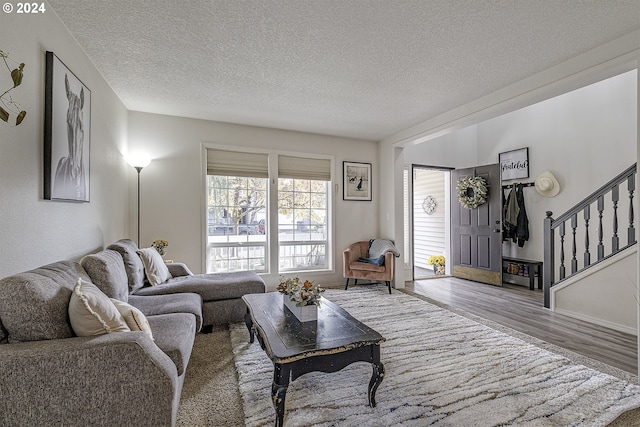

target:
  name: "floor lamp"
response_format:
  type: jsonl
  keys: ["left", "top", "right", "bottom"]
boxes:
{"left": 127, "top": 155, "right": 151, "bottom": 246}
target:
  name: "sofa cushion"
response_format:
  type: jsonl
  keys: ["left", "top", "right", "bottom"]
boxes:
{"left": 111, "top": 298, "right": 153, "bottom": 339}
{"left": 146, "top": 313, "right": 196, "bottom": 376}
{"left": 0, "top": 261, "right": 90, "bottom": 343}
{"left": 107, "top": 239, "right": 146, "bottom": 293}
{"left": 137, "top": 247, "right": 172, "bottom": 286}
{"left": 69, "top": 279, "right": 130, "bottom": 337}
{"left": 80, "top": 249, "right": 129, "bottom": 302}
{"left": 128, "top": 293, "right": 203, "bottom": 332}
{"left": 132, "top": 271, "right": 265, "bottom": 302}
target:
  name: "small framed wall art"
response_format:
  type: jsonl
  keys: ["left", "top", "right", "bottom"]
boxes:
{"left": 44, "top": 51, "right": 91, "bottom": 202}
{"left": 343, "top": 161, "right": 372, "bottom": 201}
{"left": 499, "top": 147, "right": 529, "bottom": 181}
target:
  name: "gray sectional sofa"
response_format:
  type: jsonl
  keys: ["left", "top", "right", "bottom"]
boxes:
{"left": 107, "top": 239, "right": 265, "bottom": 329}
{"left": 0, "top": 239, "right": 265, "bottom": 426}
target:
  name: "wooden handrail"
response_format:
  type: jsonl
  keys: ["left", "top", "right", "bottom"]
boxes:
{"left": 543, "top": 163, "right": 636, "bottom": 308}
{"left": 552, "top": 164, "right": 636, "bottom": 226}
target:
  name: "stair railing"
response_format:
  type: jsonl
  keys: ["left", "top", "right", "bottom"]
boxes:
{"left": 543, "top": 163, "right": 637, "bottom": 308}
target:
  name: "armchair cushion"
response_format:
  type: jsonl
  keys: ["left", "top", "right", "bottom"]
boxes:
{"left": 350, "top": 261, "right": 387, "bottom": 273}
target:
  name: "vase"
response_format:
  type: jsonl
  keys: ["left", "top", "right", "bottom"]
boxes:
{"left": 282, "top": 295, "right": 318, "bottom": 322}
{"left": 434, "top": 265, "right": 445, "bottom": 275}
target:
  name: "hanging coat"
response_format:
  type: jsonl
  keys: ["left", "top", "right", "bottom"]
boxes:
{"left": 502, "top": 186, "right": 518, "bottom": 242}
{"left": 514, "top": 184, "right": 529, "bottom": 247}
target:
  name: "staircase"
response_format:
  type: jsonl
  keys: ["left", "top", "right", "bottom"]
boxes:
{"left": 543, "top": 164, "right": 637, "bottom": 309}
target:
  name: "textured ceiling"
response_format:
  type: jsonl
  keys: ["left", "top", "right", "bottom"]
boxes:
{"left": 48, "top": 1, "right": 640, "bottom": 141}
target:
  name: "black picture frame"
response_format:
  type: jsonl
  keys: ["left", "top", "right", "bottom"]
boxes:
{"left": 343, "top": 161, "right": 372, "bottom": 201}
{"left": 499, "top": 147, "right": 529, "bottom": 181}
{"left": 44, "top": 51, "right": 91, "bottom": 202}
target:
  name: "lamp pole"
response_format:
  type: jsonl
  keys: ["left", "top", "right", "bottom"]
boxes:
{"left": 135, "top": 166, "right": 143, "bottom": 245}
{"left": 127, "top": 154, "right": 151, "bottom": 247}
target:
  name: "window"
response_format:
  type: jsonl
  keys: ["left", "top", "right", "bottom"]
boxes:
{"left": 206, "top": 149, "right": 268, "bottom": 273}
{"left": 206, "top": 149, "right": 331, "bottom": 275}
{"left": 278, "top": 178, "right": 328, "bottom": 271}
{"left": 206, "top": 176, "right": 267, "bottom": 272}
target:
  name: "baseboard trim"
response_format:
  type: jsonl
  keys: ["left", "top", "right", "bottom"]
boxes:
{"left": 554, "top": 308, "right": 637, "bottom": 336}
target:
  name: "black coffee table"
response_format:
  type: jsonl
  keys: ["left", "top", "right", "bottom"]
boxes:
{"left": 242, "top": 292, "right": 386, "bottom": 427}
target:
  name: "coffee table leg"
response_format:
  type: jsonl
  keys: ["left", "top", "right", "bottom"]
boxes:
{"left": 244, "top": 310, "right": 254, "bottom": 343}
{"left": 272, "top": 363, "right": 290, "bottom": 427}
{"left": 368, "top": 345, "right": 385, "bottom": 407}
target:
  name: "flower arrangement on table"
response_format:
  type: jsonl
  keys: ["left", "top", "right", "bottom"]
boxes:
{"left": 151, "top": 239, "right": 169, "bottom": 256}
{"left": 277, "top": 276, "right": 325, "bottom": 307}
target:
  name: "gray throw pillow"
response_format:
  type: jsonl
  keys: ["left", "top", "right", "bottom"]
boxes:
{"left": 107, "top": 239, "right": 146, "bottom": 293}
{"left": 81, "top": 249, "right": 129, "bottom": 302}
{"left": 137, "top": 247, "right": 172, "bottom": 286}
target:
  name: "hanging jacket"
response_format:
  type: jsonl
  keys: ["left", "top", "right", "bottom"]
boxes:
{"left": 514, "top": 184, "right": 529, "bottom": 247}
{"left": 502, "top": 186, "right": 518, "bottom": 242}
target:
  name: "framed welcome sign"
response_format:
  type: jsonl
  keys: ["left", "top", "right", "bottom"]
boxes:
{"left": 499, "top": 147, "right": 529, "bottom": 181}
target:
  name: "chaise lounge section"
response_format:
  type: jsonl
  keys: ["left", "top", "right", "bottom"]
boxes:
{"left": 107, "top": 239, "right": 266, "bottom": 329}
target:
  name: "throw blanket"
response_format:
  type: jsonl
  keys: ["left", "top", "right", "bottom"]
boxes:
{"left": 368, "top": 239, "right": 400, "bottom": 258}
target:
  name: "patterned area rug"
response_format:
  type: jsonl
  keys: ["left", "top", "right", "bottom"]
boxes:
{"left": 230, "top": 287, "right": 640, "bottom": 426}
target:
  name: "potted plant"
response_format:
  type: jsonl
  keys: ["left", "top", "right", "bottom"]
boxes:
{"left": 151, "top": 239, "right": 169, "bottom": 256}
{"left": 277, "top": 276, "right": 325, "bottom": 322}
{"left": 428, "top": 255, "right": 446, "bottom": 275}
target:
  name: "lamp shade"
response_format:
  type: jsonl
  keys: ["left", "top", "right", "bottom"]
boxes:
{"left": 127, "top": 153, "right": 151, "bottom": 169}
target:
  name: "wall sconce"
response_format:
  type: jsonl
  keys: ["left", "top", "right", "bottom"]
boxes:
{"left": 127, "top": 154, "right": 151, "bottom": 245}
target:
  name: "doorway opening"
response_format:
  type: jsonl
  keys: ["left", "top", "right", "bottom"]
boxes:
{"left": 410, "top": 165, "right": 452, "bottom": 280}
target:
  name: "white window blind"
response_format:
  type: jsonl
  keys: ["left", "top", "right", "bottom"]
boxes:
{"left": 278, "top": 155, "right": 331, "bottom": 181}
{"left": 206, "top": 149, "right": 268, "bottom": 178}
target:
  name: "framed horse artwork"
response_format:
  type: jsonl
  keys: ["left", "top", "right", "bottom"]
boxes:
{"left": 44, "top": 51, "right": 91, "bottom": 202}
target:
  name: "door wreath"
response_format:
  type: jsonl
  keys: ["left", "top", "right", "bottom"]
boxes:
{"left": 456, "top": 176, "right": 488, "bottom": 209}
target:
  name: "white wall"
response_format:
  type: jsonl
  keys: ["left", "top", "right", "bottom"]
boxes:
{"left": 0, "top": 5, "right": 129, "bottom": 277}
{"left": 127, "top": 111, "right": 378, "bottom": 288}
{"left": 395, "top": 70, "right": 636, "bottom": 272}
{"left": 552, "top": 246, "right": 637, "bottom": 334}
{"left": 380, "top": 32, "right": 640, "bottom": 291}
{"left": 403, "top": 125, "right": 478, "bottom": 170}
{"left": 476, "top": 70, "right": 637, "bottom": 262}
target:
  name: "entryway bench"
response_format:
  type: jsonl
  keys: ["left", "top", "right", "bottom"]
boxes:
{"left": 502, "top": 257, "right": 543, "bottom": 291}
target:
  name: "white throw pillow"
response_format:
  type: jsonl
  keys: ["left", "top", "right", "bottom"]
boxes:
{"left": 68, "top": 278, "right": 130, "bottom": 336}
{"left": 110, "top": 299, "right": 154, "bottom": 340}
{"left": 137, "top": 247, "right": 172, "bottom": 286}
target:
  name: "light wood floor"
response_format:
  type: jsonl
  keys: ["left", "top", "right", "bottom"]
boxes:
{"left": 404, "top": 276, "right": 638, "bottom": 375}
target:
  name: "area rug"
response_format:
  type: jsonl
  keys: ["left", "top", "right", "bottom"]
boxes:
{"left": 230, "top": 286, "right": 640, "bottom": 426}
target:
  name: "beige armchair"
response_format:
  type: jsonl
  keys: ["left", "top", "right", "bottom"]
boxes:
{"left": 343, "top": 241, "right": 394, "bottom": 294}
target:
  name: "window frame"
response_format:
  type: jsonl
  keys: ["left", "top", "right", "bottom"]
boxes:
{"left": 202, "top": 144, "right": 334, "bottom": 279}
